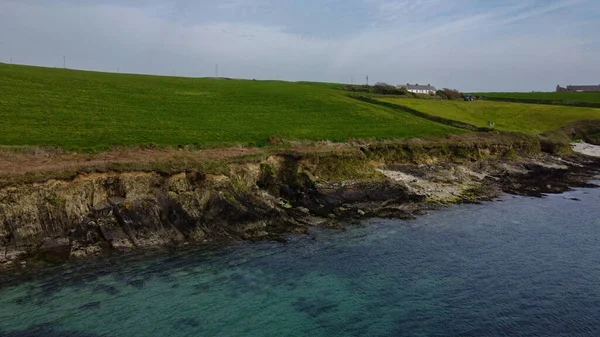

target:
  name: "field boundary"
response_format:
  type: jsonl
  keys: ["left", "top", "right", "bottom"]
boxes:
{"left": 481, "top": 96, "right": 600, "bottom": 108}
{"left": 349, "top": 95, "right": 489, "bottom": 132}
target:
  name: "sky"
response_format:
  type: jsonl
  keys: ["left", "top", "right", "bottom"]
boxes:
{"left": 0, "top": 0, "right": 599, "bottom": 91}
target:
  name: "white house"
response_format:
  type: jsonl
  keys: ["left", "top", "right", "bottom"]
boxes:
{"left": 397, "top": 83, "right": 437, "bottom": 94}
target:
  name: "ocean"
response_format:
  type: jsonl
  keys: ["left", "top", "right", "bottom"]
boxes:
{"left": 1, "top": 185, "right": 600, "bottom": 336}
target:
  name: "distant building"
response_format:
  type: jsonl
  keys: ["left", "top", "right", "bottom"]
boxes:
{"left": 397, "top": 83, "right": 437, "bottom": 94}
{"left": 556, "top": 84, "right": 600, "bottom": 92}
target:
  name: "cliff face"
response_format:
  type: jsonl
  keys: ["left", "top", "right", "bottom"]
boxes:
{"left": 1, "top": 138, "right": 598, "bottom": 269}
{"left": 0, "top": 153, "right": 425, "bottom": 267}
{"left": 0, "top": 162, "right": 291, "bottom": 264}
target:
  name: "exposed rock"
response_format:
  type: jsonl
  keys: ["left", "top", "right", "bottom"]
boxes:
{"left": 107, "top": 196, "right": 127, "bottom": 206}
{"left": 572, "top": 142, "right": 600, "bottom": 158}
{"left": 317, "top": 219, "right": 346, "bottom": 231}
{"left": 372, "top": 207, "right": 416, "bottom": 220}
{"left": 0, "top": 149, "right": 598, "bottom": 270}
{"left": 39, "top": 237, "right": 71, "bottom": 261}
{"left": 297, "top": 207, "right": 310, "bottom": 214}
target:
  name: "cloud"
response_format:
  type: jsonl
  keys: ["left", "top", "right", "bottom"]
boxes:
{"left": 0, "top": 0, "right": 598, "bottom": 91}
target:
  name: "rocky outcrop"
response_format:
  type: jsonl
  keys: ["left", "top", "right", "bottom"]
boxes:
{"left": 1, "top": 147, "right": 599, "bottom": 270}
{"left": 0, "top": 167, "right": 301, "bottom": 265}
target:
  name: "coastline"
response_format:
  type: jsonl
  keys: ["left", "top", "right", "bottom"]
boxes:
{"left": 1, "top": 133, "right": 599, "bottom": 271}
{"left": 572, "top": 142, "right": 600, "bottom": 158}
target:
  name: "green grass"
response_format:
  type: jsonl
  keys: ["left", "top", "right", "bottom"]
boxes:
{"left": 378, "top": 98, "right": 600, "bottom": 134}
{"left": 476, "top": 92, "right": 600, "bottom": 104}
{"left": 0, "top": 63, "right": 464, "bottom": 150}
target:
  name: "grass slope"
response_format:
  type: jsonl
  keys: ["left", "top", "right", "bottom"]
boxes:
{"left": 0, "top": 64, "right": 463, "bottom": 150}
{"left": 477, "top": 92, "right": 600, "bottom": 104}
{"left": 379, "top": 98, "right": 600, "bottom": 134}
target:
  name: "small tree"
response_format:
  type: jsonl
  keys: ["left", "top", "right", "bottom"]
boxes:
{"left": 441, "top": 88, "right": 463, "bottom": 100}
{"left": 343, "top": 85, "right": 369, "bottom": 93}
{"left": 373, "top": 82, "right": 408, "bottom": 95}
{"left": 436, "top": 90, "right": 448, "bottom": 100}
{"left": 397, "top": 86, "right": 409, "bottom": 95}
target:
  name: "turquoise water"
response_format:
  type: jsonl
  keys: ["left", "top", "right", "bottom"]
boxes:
{"left": 2, "top": 186, "right": 600, "bottom": 336}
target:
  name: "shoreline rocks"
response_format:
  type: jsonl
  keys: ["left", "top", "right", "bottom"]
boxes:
{"left": 1, "top": 151, "right": 599, "bottom": 271}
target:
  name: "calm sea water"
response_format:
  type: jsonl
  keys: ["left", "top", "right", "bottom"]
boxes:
{"left": 1, "top": 185, "right": 600, "bottom": 337}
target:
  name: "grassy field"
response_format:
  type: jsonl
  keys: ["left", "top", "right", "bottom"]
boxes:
{"left": 378, "top": 98, "right": 600, "bottom": 134}
{"left": 0, "top": 63, "right": 463, "bottom": 150}
{"left": 476, "top": 92, "right": 600, "bottom": 104}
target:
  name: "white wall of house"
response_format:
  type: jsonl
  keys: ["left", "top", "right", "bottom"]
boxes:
{"left": 407, "top": 89, "right": 435, "bottom": 94}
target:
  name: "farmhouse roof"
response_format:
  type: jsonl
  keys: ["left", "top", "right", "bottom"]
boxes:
{"left": 398, "top": 83, "right": 437, "bottom": 91}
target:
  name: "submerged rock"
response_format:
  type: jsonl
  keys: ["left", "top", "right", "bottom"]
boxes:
{"left": 38, "top": 237, "right": 71, "bottom": 261}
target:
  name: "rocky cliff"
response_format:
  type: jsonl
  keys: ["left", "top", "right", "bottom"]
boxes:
{"left": 1, "top": 135, "right": 598, "bottom": 269}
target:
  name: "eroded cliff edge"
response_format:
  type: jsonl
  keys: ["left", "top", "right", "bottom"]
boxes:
{"left": 1, "top": 133, "right": 599, "bottom": 269}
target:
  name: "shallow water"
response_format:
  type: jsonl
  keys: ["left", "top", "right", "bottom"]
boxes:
{"left": 1, "top": 186, "right": 600, "bottom": 337}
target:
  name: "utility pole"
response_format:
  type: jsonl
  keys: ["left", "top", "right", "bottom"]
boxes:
{"left": 351, "top": 76, "right": 354, "bottom": 85}
{"left": 63, "top": 55, "right": 66, "bottom": 69}
{"left": 366, "top": 75, "right": 369, "bottom": 86}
